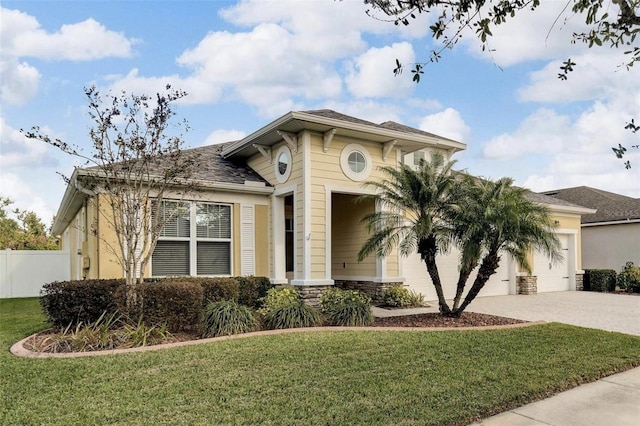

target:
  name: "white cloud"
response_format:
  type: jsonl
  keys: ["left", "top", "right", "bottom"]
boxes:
{"left": 1, "top": 8, "right": 135, "bottom": 60}
{"left": 462, "top": 1, "right": 591, "bottom": 67}
{"left": 0, "top": 58, "right": 40, "bottom": 105}
{"left": 518, "top": 52, "right": 640, "bottom": 104}
{"left": 419, "top": 108, "right": 471, "bottom": 143}
{"left": 483, "top": 99, "right": 640, "bottom": 198}
{"left": 177, "top": 23, "right": 343, "bottom": 106}
{"left": 483, "top": 109, "right": 571, "bottom": 160}
{"left": 0, "top": 170, "right": 57, "bottom": 225}
{"left": 105, "top": 68, "right": 222, "bottom": 105}
{"left": 103, "top": 0, "right": 433, "bottom": 116}
{"left": 220, "top": 0, "right": 430, "bottom": 42}
{"left": 0, "top": 117, "right": 58, "bottom": 168}
{"left": 345, "top": 42, "right": 416, "bottom": 98}
{"left": 202, "top": 129, "right": 247, "bottom": 146}
{"left": 0, "top": 7, "right": 136, "bottom": 105}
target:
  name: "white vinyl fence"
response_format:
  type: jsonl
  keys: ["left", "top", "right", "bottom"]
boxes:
{"left": 0, "top": 250, "right": 70, "bottom": 299}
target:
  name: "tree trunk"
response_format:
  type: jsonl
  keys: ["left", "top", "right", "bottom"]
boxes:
{"left": 418, "top": 235, "right": 451, "bottom": 315}
{"left": 453, "top": 251, "right": 501, "bottom": 315}
{"left": 124, "top": 269, "right": 137, "bottom": 310}
{"left": 452, "top": 265, "right": 474, "bottom": 311}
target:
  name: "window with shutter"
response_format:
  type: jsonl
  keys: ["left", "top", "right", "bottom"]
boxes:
{"left": 151, "top": 200, "right": 233, "bottom": 277}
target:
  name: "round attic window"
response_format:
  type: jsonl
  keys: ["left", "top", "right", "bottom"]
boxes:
{"left": 340, "top": 143, "right": 372, "bottom": 181}
{"left": 274, "top": 145, "right": 292, "bottom": 183}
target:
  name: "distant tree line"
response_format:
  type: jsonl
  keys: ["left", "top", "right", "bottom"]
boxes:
{"left": 0, "top": 197, "right": 58, "bottom": 250}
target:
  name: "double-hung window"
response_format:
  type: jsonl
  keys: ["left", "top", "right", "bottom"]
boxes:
{"left": 151, "top": 200, "right": 232, "bottom": 277}
{"left": 196, "top": 203, "right": 231, "bottom": 275}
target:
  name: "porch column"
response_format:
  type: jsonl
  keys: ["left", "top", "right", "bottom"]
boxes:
{"left": 271, "top": 194, "right": 287, "bottom": 284}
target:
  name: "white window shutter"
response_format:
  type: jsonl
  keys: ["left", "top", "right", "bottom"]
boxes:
{"left": 241, "top": 205, "right": 255, "bottom": 276}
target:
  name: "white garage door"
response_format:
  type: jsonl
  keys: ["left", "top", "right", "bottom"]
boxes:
{"left": 534, "top": 234, "right": 570, "bottom": 292}
{"left": 403, "top": 247, "right": 511, "bottom": 302}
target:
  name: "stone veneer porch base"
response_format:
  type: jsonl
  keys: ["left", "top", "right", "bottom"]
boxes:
{"left": 333, "top": 280, "right": 404, "bottom": 303}
{"left": 516, "top": 276, "right": 537, "bottom": 295}
{"left": 295, "top": 285, "right": 333, "bottom": 307}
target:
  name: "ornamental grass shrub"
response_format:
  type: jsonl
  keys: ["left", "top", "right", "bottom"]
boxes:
{"left": 39, "top": 312, "right": 171, "bottom": 353}
{"left": 320, "top": 287, "right": 373, "bottom": 326}
{"left": 264, "top": 301, "right": 322, "bottom": 329}
{"left": 202, "top": 300, "right": 259, "bottom": 337}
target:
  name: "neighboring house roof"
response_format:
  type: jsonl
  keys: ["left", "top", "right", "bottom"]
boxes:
{"left": 541, "top": 186, "right": 640, "bottom": 224}
{"left": 451, "top": 170, "right": 593, "bottom": 214}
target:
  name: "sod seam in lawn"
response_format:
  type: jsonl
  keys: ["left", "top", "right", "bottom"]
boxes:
{"left": 2, "top": 298, "right": 639, "bottom": 426}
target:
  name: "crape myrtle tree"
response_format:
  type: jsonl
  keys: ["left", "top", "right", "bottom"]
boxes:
{"left": 23, "top": 85, "right": 199, "bottom": 307}
{"left": 358, "top": 153, "right": 561, "bottom": 316}
{"left": 363, "top": 0, "right": 640, "bottom": 166}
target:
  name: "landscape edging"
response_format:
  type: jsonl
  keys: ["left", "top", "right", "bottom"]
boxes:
{"left": 10, "top": 321, "right": 546, "bottom": 359}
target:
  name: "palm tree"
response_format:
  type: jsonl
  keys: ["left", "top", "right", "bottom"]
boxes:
{"left": 358, "top": 152, "right": 459, "bottom": 315}
{"left": 451, "top": 177, "right": 562, "bottom": 314}
{"left": 359, "top": 156, "right": 562, "bottom": 317}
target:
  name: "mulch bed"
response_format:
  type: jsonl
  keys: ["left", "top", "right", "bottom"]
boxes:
{"left": 22, "top": 312, "right": 525, "bottom": 354}
{"left": 372, "top": 312, "right": 525, "bottom": 328}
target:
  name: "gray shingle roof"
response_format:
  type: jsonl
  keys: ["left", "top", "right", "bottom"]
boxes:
{"left": 180, "top": 142, "right": 270, "bottom": 185}
{"left": 542, "top": 186, "right": 640, "bottom": 223}
{"left": 303, "top": 109, "right": 441, "bottom": 140}
{"left": 525, "top": 191, "right": 587, "bottom": 208}
{"left": 302, "top": 109, "right": 382, "bottom": 127}
{"left": 84, "top": 141, "right": 270, "bottom": 186}
{"left": 379, "top": 121, "right": 454, "bottom": 141}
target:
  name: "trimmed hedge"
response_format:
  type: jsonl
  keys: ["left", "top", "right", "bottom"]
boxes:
{"left": 40, "top": 279, "right": 124, "bottom": 328}
{"left": 40, "top": 276, "right": 271, "bottom": 330}
{"left": 123, "top": 281, "right": 204, "bottom": 333}
{"left": 583, "top": 269, "right": 617, "bottom": 292}
{"left": 166, "top": 277, "right": 240, "bottom": 305}
{"left": 237, "top": 276, "right": 272, "bottom": 308}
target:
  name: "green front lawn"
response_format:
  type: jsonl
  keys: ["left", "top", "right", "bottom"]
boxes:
{"left": 1, "top": 298, "right": 639, "bottom": 425}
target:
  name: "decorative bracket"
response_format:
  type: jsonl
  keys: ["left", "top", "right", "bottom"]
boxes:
{"left": 277, "top": 131, "right": 298, "bottom": 153}
{"left": 323, "top": 128, "right": 337, "bottom": 153}
{"left": 253, "top": 144, "right": 272, "bottom": 163}
{"left": 382, "top": 140, "right": 397, "bottom": 161}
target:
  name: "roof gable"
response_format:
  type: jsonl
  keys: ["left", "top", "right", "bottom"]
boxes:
{"left": 221, "top": 109, "right": 466, "bottom": 159}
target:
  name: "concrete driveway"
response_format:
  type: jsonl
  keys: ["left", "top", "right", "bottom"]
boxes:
{"left": 466, "top": 291, "right": 640, "bottom": 335}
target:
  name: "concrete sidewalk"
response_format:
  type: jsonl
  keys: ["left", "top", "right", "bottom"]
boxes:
{"left": 469, "top": 367, "right": 640, "bottom": 426}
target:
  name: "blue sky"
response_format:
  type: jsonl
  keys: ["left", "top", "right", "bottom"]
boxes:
{"left": 1, "top": 0, "right": 638, "bottom": 225}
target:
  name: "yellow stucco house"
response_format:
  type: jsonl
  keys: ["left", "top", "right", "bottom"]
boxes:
{"left": 52, "top": 110, "right": 594, "bottom": 303}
